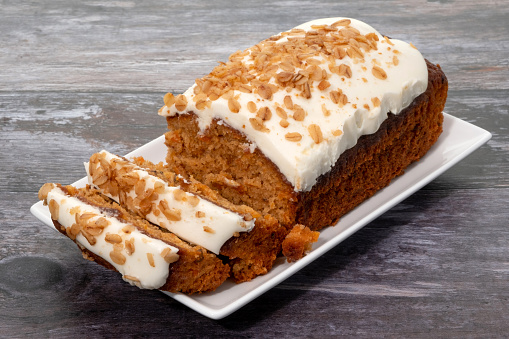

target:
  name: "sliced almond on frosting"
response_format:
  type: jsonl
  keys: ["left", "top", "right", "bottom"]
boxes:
{"left": 285, "top": 132, "right": 302, "bottom": 142}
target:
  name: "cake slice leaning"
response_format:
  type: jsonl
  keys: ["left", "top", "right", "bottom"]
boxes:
{"left": 38, "top": 183, "right": 230, "bottom": 293}
{"left": 85, "top": 150, "right": 289, "bottom": 283}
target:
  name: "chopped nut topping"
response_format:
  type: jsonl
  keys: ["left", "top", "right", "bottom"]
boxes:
{"left": 249, "top": 117, "right": 269, "bottom": 132}
{"left": 293, "top": 107, "right": 306, "bottom": 121}
{"left": 158, "top": 200, "right": 182, "bottom": 221}
{"left": 347, "top": 45, "right": 364, "bottom": 59}
{"left": 160, "top": 247, "right": 177, "bottom": 263}
{"left": 174, "top": 94, "right": 188, "bottom": 111}
{"left": 69, "top": 223, "right": 81, "bottom": 239}
{"left": 247, "top": 101, "right": 257, "bottom": 113}
{"left": 341, "top": 27, "right": 361, "bottom": 39}
{"left": 173, "top": 188, "right": 186, "bottom": 201}
{"left": 195, "top": 98, "right": 209, "bottom": 110}
{"left": 85, "top": 225, "right": 103, "bottom": 236}
{"left": 153, "top": 181, "right": 166, "bottom": 194}
{"left": 147, "top": 253, "right": 155, "bottom": 267}
{"left": 302, "top": 82, "right": 311, "bottom": 99}
{"left": 81, "top": 230, "right": 97, "bottom": 246}
{"left": 38, "top": 183, "right": 55, "bottom": 201}
{"left": 279, "top": 61, "right": 295, "bottom": 72}
{"left": 393, "top": 55, "right": 399, "bottom": 66}
{"left": 95, "top": 217, "right": 110, "bottom": 228}
{"left": 119, "top": 172, "right": 140, "bottom": 187}
{"left": 280, "top": 119, "right": 290, "bottom": 128}
{"left": 110, "top": 250, "right": 126, "bottom": 265}
{"left": 276, "top": 71, "right": 294, "bottom": 83}
{"left": 285, "top": 132, "right": 302, "bottom": 142}
{"left": 105, "top": 233, "right": 122, "bottom": 244}
{"left": 238, "top": 83, "right": 252, "bottom": 93}
{"left": 372, "top": 65, "right": 388, "bottom": 80}
{"left": 125, "top": 238, "right": 135, "bottom": 255}
{"left": 384, "top": 36, "right": 395, "bottom": 46}
{"left": 79, "top": 213, "right": 95, "bottom": 222}
{"left": 113, "top": 242, "right": 124, "bottom": 252}
{"left": 163, "top": 92, "right": 176, "bottom": 107}
{"left": 338, "top": 64, "right": 352, "bottom": 78}
{"left": 330, "top": 90, "right": 348, "bottom": 106}
{"left": 92, "top": 169, "right": 108, "bottom": 186}
{"left": 188, "top": 195, "right": 200, "bottom": 207}
{"left": 228, "top": 97, "right": 241, "bottom": 113}
{"left": 275, "top": 106, "right": 288, "bottom": 119}
{"left": 371, "top": 97, "right": 381, "bottom": 107}
{"left": 257, "top": 83, "right": 273, "bottom": 100}
{"left": 321, "top": 103, "right": 331, "bottom": 116}
{"left": 195, "top": 211, "right": 206, "bottom": 218}
{"left": 317, "top": 80, "right": 331, "bottom": 91}
{"left": 48, "top": 199, "right": 60, "bottom": 220}
{"left": 283, "top": 95, "right": 294, "bottom": 110}
{"left": 308, "top": 124, "right": 324, "bottom": 144}
{"left": 122, "top": 225, "right": 135, "bottom": 234}
{"left": 135, "top": 178, "right": 146, "bottom": 196}
{"left": 331, "top": 19, "right": 351, "bottom": 27}
{"left": 256, "top": 106, "right": 272, "bottom": 121}
{"left": 332, "top": 129, "right": 343, "bottom": 136}
{"left": 203, "top": 226, "right": 215, "bottom": 234}
{"left": 70, "top": 206, "right": 81, "bottom": 215}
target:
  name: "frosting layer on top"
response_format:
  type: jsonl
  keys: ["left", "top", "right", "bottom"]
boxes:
{"left": 159, "top": 17, "right": 428, "bottom": 191}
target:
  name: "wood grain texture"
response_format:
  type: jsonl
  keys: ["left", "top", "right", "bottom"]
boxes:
{"left": 1, "top": 0, "right": 508, "bottom": 337}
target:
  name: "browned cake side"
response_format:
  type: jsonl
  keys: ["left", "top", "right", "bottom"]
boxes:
{"left": 165, "top": 61, "right": 447, "bottom": 231}
{"left": 44, "top": 184, "right": 230, "bottom": 294}
{"left": 296, "top": 61, "right": 448, "bottom": 229}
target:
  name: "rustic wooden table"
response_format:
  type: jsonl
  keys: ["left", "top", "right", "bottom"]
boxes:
{"left": 1, "top": 0, "right": 508, "bottom": 337}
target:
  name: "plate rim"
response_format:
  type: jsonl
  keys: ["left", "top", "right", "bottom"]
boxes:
{"left": 30, "top": 112, "right": 492, "bottom": 319}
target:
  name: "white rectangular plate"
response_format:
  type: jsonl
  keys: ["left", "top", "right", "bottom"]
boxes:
{"left": 31, "top": 113, "right": 491, "bottom": 319}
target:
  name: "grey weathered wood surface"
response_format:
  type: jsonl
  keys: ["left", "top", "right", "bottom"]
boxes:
{"left": 1, "top": 0, "right": 508, "bottom": 337}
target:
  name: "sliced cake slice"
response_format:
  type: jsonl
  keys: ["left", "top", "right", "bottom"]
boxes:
{"left": 38, "top": 183, "right": 230, "bottom": 293}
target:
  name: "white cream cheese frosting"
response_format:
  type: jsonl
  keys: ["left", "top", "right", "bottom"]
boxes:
{"left": 43, "top": 184, "right": 179, "bottom": 289}
{"left": 85, "top": 150, "right": 255, "bottom": 254}
{"left": 158, "top": 17, "right": 428, "bottom": 191}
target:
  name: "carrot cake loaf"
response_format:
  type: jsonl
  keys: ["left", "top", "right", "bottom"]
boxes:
{"left": 37, "top": 17, "right": 447, "bottom": 294}
{"left": 159, "top": 17, "right": 448, "bottom": 230}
